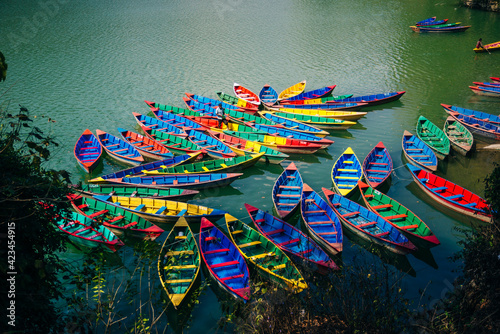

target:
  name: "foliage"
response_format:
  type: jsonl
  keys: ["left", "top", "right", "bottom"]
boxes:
{"left": 0, "top": 102, "right": 72, "bottom": 332}
{"left": 460, "top": 0, "right": 500, "bottom": 12}
{"left": 0, "top": 51, "right": 7, "bottom": 82}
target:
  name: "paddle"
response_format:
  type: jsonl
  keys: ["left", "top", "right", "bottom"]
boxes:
{"left": 485, "top": 47, "right": 491, "bottom": 54}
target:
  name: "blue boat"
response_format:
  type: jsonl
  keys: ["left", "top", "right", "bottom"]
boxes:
{"left": 416, "top": 17, "right": 448, "bottom": 26}
{"left": 199, "top": 217, "right": 250, "bottom": 301}
{"left": 322, "top": 188, "right": 417, "bottom": 255}
{"left": 245, "top": 203, "right": 338, "bottom": 273}
{"left": 252, "top": 123, "right": 334, "bottom": 149}
{"left": 74, "top": 129, "right": 102, "bottom": 173}
{"left": 276, "top": 102, "right": 366, "bottom": 111}
{"left": 300, "top": 184, "right": 343, "bottom": 255}
{"left": 96, "top": 129, "right": 144, "bottom": 166}
{"left": 258, "top": 112, "right": 329, "bottom": 138}
{"left": 272, "top": 162, "right": 303, "bottom": 220}
{"left": 331, "top": 147, "right": 363, "bottom": 197}
{"left": 402, "top": 130, "right": 438, "bottom": 172}
{"left": 362, "top": 141, "right": 393, "bottom": 189}
{"left": 185, "top": 93, "right": 242, "bottom": 111}
{"left": 259, "top": 84, "right": 278, "bottom": 106}
{"left": 441, "top": 103, "right": 500, "bottom": 125}
{"left": 280, "top": 85, "right": 336, "bottom": 102}
{"left": 151, "top": 108, "right": 208, "bottom": 131}
{"left": 185, "top": 129, "right": 236, "bottom": 159}
{"left": 444, "top": 112, "right": 500, "bottom": 141}
{"left": 132, "top": 112, "right": 187, "bottom": 137}
{"left": 330, "top": 91, "right": 406, "bottom": 107}
{"left": 88, "top": 152, "right": 202, "bottom": 183}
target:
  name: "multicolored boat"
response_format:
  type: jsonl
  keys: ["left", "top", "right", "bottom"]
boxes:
{"left": 407, "top": 164, "right": 493, "bottom": 223}
{"left": 358, "top": 181, "right": 440, "bottom": 247}
{"left": 473, "top": 41, "right": 500, "bottom": 53}
{"left": 233, "top": 83, "right": 261, "bottom": 106}
{"left": 245, "top": 203, "right": 338, "bottom": 273}
{"left": 331, "top": 147, "right": 363, "bottom": 197}
{"left": 362, "top": 141, "right": 393, "bottom": 189}
{"left": 258, "top": 112, "right": 329, "bottom": 138}
{"left": 215, "top": 91, "right": 260, "bottom": 112}
{"left": 158, "top": 217, "right": 201, "bottom": 309}
{"left": 150, "top": 108, "right": 208, "bottom": 132}
{"left": 199, "top": 218, "right": 251, "bottom": 301}
{"left": 74, "top": 129, "right": 102, "bottom": 173}
{"left": 251, "top": 124, "right": 334, "bottom": 149}
{"left": 264, "top": 107, "right": 367, "bottom": 121}
{"left": 441, "top": 104, "right": 500, "bottom": 125}
{"left": 472, "top": 82, "right": 500, "bottom": 89}
{"left": 96, "top": 129, "right": 144, "bottom": 166}
{"left": 186, "top": 129, "right": 236, "bottom": 159}
{"left": 300, "top": 184, "right": 343, "bottom": 255}
{"left": 416, "top": 116, "right": 450, "bottom": 160}
{"left": 278, "top": 80, "right": 307, "bottom": 101}
{"left": 322, "top": 188, "right": 417, "bottom": 255}
{"left": 225, "top": 214, "right": 308, "bottom": 292}
{"left": 280, "top": 85, "right": 336, "bottom": 103}
{"left": 259, "top": 84, "right": 278, "bottom": 106}
{"left": 416, "top": 17, "right": 448, "bottom": 26}
{"left": 279, "top": 94, "right": 354, "bottom": 105}
{"left": 443, "top": 116, "right": 474, "bottom": 156}
{"left": 141, "top": 127, "right": 206, "bottom": 156}
{"left": 272, "top": 102, "right": 367, "bottom": 112}
{"left": 410, "top": 24, "right": 470, "bottom": 33}
{"left": 444, "top": 112, "right": 500, "bottom": 141}
{"left": 55, "top": 211, "right": 124, "bottom": 252}
{"left": 118, "top": 128, "right": 174, "bottom": 160}
{"left": 402, "top": 130, "right": 438, "bottom": 172}
{"left": 325, "top": 91, "right": 406, "bottom": 107}
{"left": 74, "top": 183, "right": 198, "bottom": 201}
{"left": 264, "top": 111, "right": 356, "bottom": 129}
{"left": 272, "top": 162, "right": 303, "bottom": 220}
{"left": 68, "top": 194, "right": 164, "bottom": 240}
{"left": 132, "top": 112, "right": 187, "bottom": 137}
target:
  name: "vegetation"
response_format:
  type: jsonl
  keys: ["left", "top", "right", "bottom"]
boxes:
{"left": 461, "top": 0, "right": 500, "bottom": 12}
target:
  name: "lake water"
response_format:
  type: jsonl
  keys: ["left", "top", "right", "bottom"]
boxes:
{"left": 2, "top": 0, "right": 500, "bottom": 332}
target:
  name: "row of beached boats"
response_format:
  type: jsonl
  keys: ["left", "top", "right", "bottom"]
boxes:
{"left": 410, "top": 16, "right": 471, "bottom": 33}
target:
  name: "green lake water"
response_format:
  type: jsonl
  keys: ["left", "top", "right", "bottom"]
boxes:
{"left": 1, "top": 0, "right": 500, "bottom": 332}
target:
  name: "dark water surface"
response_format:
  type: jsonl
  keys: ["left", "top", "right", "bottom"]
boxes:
{"left": 2, "top": 0, "right": 500, "bottom": 331}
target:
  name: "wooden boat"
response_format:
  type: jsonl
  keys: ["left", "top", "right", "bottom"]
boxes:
{"left": 220, "top": 108, "right": 278, "bottom": 127}
{"left": 265, "top": 111, "right": 356, "bottom": 129}
{"left": 402, "top": 130, "right": 438, "bottom": 172}
{"left": 473, "top": 41, "right": 500, "bottom": 53}
{"left": 441, "top": 103, "right": 500, "bottom": 125}
{"left": 74, "top": 129, "right": 102, "bottom": 173}
{"left": 281, "top": 94, "right": 354, "bottom": 105}
{"left": 150, "top": 108, "right": 208, "bottom": 132}
{"left": 184, "top": 93, "right": 242, "bottom": 113}
{"left": 443, "top": 116, "right": 474, "bottom": 156}
{"left": 358, "top": 181, "right": 440, "bottom": 247}
{"left": 225, "top": 214, "right": 308, "bottom": 292}
{"left": 362, "top": 141, "right": 393, "bottom": 189}
{"left": 324, "top": 91, "right": 406, "bottom": 107}
{"left": 258, "top": 112, "right": 329, "bottom": 137}
{"left": 300, "top": 184, "right": 343, "bottom": 255}
{"left": 74, "top": 183, "right": 198, "bottom": 201}
{"left": 491, "top": 77, "right": 500, "bottom": 83}
{"left": 444, "top": 112, "right": 500, "bottom": 141}
{"left": 223, "top": 130, "right": 323, "bottom": 154}
{"left": 416, "top": 116, "right": 450, "bottom": 160}
{"left": 272, "top": 102, "right": 367, "bottom": 111}
{"left": 88, "top": 152, "right": 202, "bottom": 183}
{"left": 96, "top": 129, "right": 144, "bottom": 166}
{"left": 233, "top": 83, "right": 261, "bottom": 106}
{"left": 469, "top": 85, "right": 500, "bottom": 97}
{"left": 416, "top": 17, "right": 448, "bottom": 26}
{"left": 264, "top": 107, "right": 367, "bottom": 121}
{"left": 199, "top": 218, "right": 251, "bottom": 301}
{"left": 185, "top": 129, "right": 236, "bottom": 159}
{"left": 280, "top": 85, "right": 336, "bottom": 103}
{"left": 208, "top": 131, "right": 289, "bottom": 164}
{"left": 410, "top": 24, "right": 470, "bottom": 33}
{"left": 169, "top": 114, "right": 266, "bottom": 135}
{"left": 141, "top": 127, "right": 205, "bottom": 156}
{"left": 472, "top": 82, "right": 500, "bottom": 89}
{"left": 406, "top": 163, "right": 493, "bottom": 223}
{"left": 145, "top": 100, "right": 207, "bottom": 118}
{"left": 92, "top": 195, "right": 227, "bottom": 226}
{"left": 132, "top": 112, "right": 187, "bottom": 137}
{"left": 158, "top": 217, "right": 200, "bottom": 309}
{"left": 251, "top": 124, "right": 334, "bottom": 149}
{"left": 331, "top": 147, "right": 363, "bottom": 197}
{"left": 322, "top": 188, "right": 417, "bottom": 255}
{"left": 278, "top": 80, "right": 307, "bottom": 101}
{"left": 144, "top": 153, "right": 264, "bottom": 175}
{"left": 68, "top": 193, "right": 164, "bottom": 240}
{"left": 55, "top": 211, "right": 124, "bottom": 252}
{"left": 259, "top": 84, "right": 278, "bottom": 106}
{"left": 245, "top": 203, "right": 338, "bottom": 273}
{"left": 215, "top": 91, "right": 260, "bottom": 112}
{"left": 103, "top": 173, "right": 243, "bottom": 190}
{"left": 272, "top": 162, "right": 303, "bottom": 220}
{"left": 118, "top": 128, "right": 174, "bottom": 160}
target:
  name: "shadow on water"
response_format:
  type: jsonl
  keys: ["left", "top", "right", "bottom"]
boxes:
{"left": 327, "top": 129, "right": 354, "bottom": 140}
{"left": 349, "top": 121, "right": 367, "bottom": 131}
{"left": 194, "top": 185, "right": 243, "bottom": 199}
{"left": 411, "top": 246, "right": 439, "bottom": 270}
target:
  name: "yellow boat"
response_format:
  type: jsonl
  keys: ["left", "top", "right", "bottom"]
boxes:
{"left": 278, "top": 80, "right": 307, "bottom": 100}
{"left": 267, "top": 107, "right": 366, "bottom": 121}
{"left": 473, "top": 41, "right": 500, "bottom": 53}
{"left": 157, "top": 217, "right": 201, "bottom": 309}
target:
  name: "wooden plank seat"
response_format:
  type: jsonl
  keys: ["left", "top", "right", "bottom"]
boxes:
{"left": 210, "top": 260, "right": 239, "bottom": 268}
{"left": 304, "top": 210, "right": 326, "bottom": 214}
{"left": 431, "top": 186, "right": 448, "bottom": 192}
{"left": 341, "top": 211, "right": 360, "bottom": 218}
{"left": 337, "top": 168, "right": 359, "bottom": 172}
{"left": 251, "top": 252, "right": 274, "bottom": 260}
{"left": 462, "top": 202, "right": 478, "bottom": 208}
{"left": 81, "top": 146, "right": 98, "bottom": 150}
{"left": 317, "top": 231, "right": 338, "bottom": 235}
{"left": 204, "top": 248, "right": 230, "bottom": 255}
{"left": 278, "top": 238, "right": 300, "bottom": 246}
{"left": 279, "top": 185, "right": 302, "bottom": 189}
{"left": 356, "top": 221, "right": 377, "bottom": 229}
{"left": 374, "top": 231, "right": 390, "bottom": 237}
{"left": 385, "top": 214, "right": 408, "bottom": 220}
{"left": 238, "top": 241, "right": 261, "bottom": 248}
{"left": 299, "top": 249, "right": 313, "bottom": 255}
{"left": 265, "top": 229, "right": 285, "bottom": 236}
{"left": 113, "top": 148, "right": 129, "bottom": 153}
{"left": 220, "top": 274, "right": 245, "bottom": 281}
{"left": 166, "top": 250, "right": 194, "bottom": 256}
{"left": 276, "top": 194, "right": 301, "bottom": 197}
{"left": 270, "top": 264, "right": 286, "bottom": 271}
{"left": 107, "top": 215, "right": 125, "bottom": 223}
{"left": 365, "top": 169, "right": 387, "bottom": 173}
{"left": 164, "top": 279, "right": 193, "bottom": 284}
{"left": 335, "top": 176, "right": 359, "bottom": 180}
{"left": 168, "top": 265, "right": 197, "bottom": 270}
{"left": 122, "top": 221, "right": 138, "bottom": 229}
{"left": 399, "top": 224, "right": 419, "bottom": 230}
{"left": 371, "top": 204, "right": 393, "bottom": 210}
{"left": 89, "top": 209, "right": 109, "bottom": 218}
{"left": 278, "top": 203, "right": 299, "bottom": 206}
{"left": 308, "top": 221, "right": 333, "bottom": 225}
{"left": 446, "top": 194, "right": 464, "bottom": 200}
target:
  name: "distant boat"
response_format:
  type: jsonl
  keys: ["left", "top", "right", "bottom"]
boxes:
{"left": 473, "top": 41, "right": 500, "bottom": 53}
{"left": 331, "top": 147, "right": 363, "bottom": 197}
{"left": 410, "top": 24, "right": 471, "bottom": 33}
{"left": 264, "top": 111, "right": 356, "bottom": 129}
{"left": 74, "top": 129, "right": 102, "bottom": 173}
{"left": 443, "top": 116, "right": 474, "bottom": 156}
{"left": 272, "top": 162, "right": 303, "bottom": 220}
{"left": 402, "top": 130, "right": 438, "bottom": 172}
{"left": 444, "top": 112, "right": 500, "bottom": 141}
{"left": 472, "top": 81, "right": 500, "bottom": 89}
{"left": 280, "top": 85, "right": 336, "bottom": 103}
{"left": 491, "top": 77, "right": 500, "bottom": 83}
{"left": 441, "top": 103, "right": 500, "bottom": 125}
{"left": 96, "top": 129, "right": 144, "bottom": 166}
{"left": 278, "top": 80, "right": 307, "bottom": 101}
{"left": 264, "top": 106, "right": 367, "bottom": 121}
{"left": 469, "top": 85, "right": 500, "bottom": 97}
{"left": 416, "top": 17, "right": 448, "bottom": 26}
{"left": 362, "top": 141, "right": 393, "bottom": 189}
{"left": 259, "top": 84, "right": 278, "bottom": 106}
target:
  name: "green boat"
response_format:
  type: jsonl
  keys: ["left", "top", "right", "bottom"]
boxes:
{"left": 267, "top": 111, "right": 356, "bottom": 130}
{"left": 144, "top": 153, "right": 264, "bottom": 175}
{"left": 215, "top": 91, "right": 260, "bottom": 112}
{"left": 225, "top": 214, "right": 307, "bottom": 292}
{"left": 143, "top": 128, "right": 204, "bottom": 156}
{"left": 67, "top": 194, "right": 164, "bottom": 240}
{"left": 443, "top": 116, "right": 474, "bottom": 156}
{"left": 358, "top": 181, "right": 440, "bottom": 248}
{"left": 145, "top": 101, "right": 204, "bottom": 117}
{"left": 158, "top": 217, "right": 201, "bottom": 309}
{"left": 416, "top": 115, "right": 450, "bottom": 160}
{"left": 75, "top": 184, "right": 199, "bottom": 201}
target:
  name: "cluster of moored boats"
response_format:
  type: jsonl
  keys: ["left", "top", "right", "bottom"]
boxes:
{"left": 59, "top": 78, "right": 496, "bottom": 307}
{"left": 470, "top": 77, "right": 500, "bottom": 98}
{"left": 410, "top": 16, "right": 471, "bottom": 33}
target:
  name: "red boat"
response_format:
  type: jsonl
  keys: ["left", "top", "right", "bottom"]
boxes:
{"left": 233, "top": 83, "right": 261, "bottom": 106}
